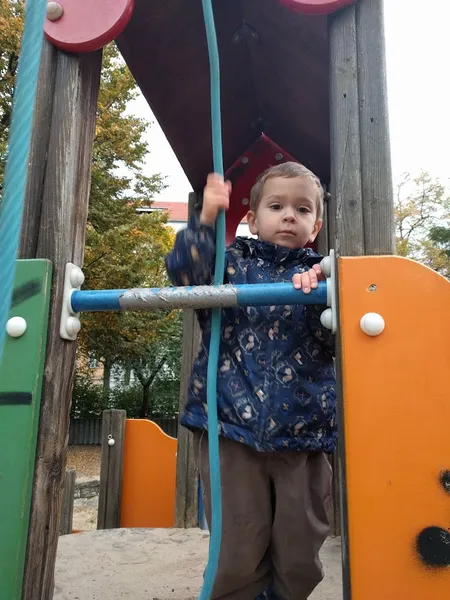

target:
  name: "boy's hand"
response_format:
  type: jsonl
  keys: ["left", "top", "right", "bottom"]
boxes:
{"left": 292, "top": 264, "right": 325, "bottom": 294}
{"left": 200, "top": 173, "right": 231, "bottom": 225}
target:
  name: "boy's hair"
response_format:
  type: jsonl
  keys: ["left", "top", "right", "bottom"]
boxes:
{"left": 249, "top": 161, "right": 324, "bottom": 221}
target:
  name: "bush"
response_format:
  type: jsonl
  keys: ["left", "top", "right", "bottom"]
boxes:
{"left": 71, "top": 374, "right": 180, "bottom": 419}
{"left": 110, "top": 379, "right": 180, "bottom": 419}
{"left": 71, "top": 375, "right": 110, "bottom": 418}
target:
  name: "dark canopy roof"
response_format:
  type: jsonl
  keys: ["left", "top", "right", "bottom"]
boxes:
{"left": 117, "top": 0, "right": 330, "bottom": 193}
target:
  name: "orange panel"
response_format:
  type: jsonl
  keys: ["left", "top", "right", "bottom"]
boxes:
{"left": 120, "top": 420, "right": 177, "bottom": 528}
{"left": 338, "top": 256, "right": 450, "bottom": 599}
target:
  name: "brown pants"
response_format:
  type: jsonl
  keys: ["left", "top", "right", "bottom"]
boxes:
{"left": 195, "top": 433, "right": 332, "bottom": 600}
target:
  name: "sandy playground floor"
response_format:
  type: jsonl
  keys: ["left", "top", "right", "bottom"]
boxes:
{"left": 54, "top": 528, "right": 342, "bottom": 600}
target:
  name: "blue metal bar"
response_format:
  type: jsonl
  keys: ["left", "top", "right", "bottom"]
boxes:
{"left": 72, "top": 290, "right": 124, "bottom": 312}
{"left": 71, "top": 282, "right": 328, "bottom": 313}
{"left": 237, "top": 282, "right": 327, "bottom": 307}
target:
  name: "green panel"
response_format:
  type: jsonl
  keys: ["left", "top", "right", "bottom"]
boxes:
{"left": 0, "top": 259, "right": 52, "bottom": 600}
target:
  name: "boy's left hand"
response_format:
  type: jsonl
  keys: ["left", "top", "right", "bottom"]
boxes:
{"left": 292, "top": 264, "right": 325, "bottom": 294}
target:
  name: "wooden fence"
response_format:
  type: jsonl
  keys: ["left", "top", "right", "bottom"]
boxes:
{"left": 69, "top": 417, "right": 178, "bottom": 445}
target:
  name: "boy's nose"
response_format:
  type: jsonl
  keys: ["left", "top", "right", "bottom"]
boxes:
{"left": 283, "top": 209, "right": 296, "bottom": 222}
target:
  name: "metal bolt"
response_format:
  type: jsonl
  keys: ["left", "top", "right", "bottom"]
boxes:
{"left": 241, "top": 198, "right": 249, "bottom": 206}
{"left": 241, "top": 156, "right": 249, "bottom": 164}
{"left": 46, "top": 2, "right": 64, "bottom": 22}
{"left": 275, "top": 153, "right": 283, "bottom": 161}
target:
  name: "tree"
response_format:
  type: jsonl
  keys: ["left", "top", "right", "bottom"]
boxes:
{"left": 426, "top": 226, "right": 450, "bottom": 277}
{"left": 79, "top": 211, "right": 183, "bottom": 416}
{"left": 0, "top": 0, "right": 23, "bottom": 191}
{"left": 0, "top": 2, "right": 166, "bottom": 211}
{"left": 89, "top": 43, "right": 166, "bottom": 232}
{"left": 121, "top": 309, "right": 183, "bottom": 418}
{"left": 394, "top": 171, "right": 450, "bottom": 277}
{"left": 395, "top": 171, "right": 449, "bottom": 258}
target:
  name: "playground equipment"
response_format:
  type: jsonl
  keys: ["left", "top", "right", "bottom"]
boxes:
{"left": 97, "top": 411, "right": 178, "bottom": 530}
{"left": 2, "top": 1, "right": 449, "bottom": 600}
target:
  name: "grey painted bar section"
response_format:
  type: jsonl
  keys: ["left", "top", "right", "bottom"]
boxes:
{"left": 119, "top": 286, "right": 238, "bottom": 310}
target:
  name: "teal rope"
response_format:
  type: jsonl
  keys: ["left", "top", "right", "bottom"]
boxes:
{"left": 0, "top": 0, "right": 48, "bottom": 363}
{"left": 199, "top": 0, "right": 225, "bottom": 598}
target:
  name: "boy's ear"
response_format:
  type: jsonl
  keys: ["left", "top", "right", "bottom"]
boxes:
{"left": 247, "top": 210, "right": 258, "bottom": 235}
{"left": 308, "top": 219, "right": 323, "bottom": 244}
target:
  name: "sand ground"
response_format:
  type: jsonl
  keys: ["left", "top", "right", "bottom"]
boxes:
{"left": 63, "top": 446, "right": 342, "bottom": 599}
{"left": 55, "top": 529, "right": 342, "bottom": 600}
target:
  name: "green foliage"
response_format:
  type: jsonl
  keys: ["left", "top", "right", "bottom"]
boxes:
{"left": 71, "top": 374, "right": 110, "bottom": 418}
{"left": 71, "top": 374, "right": 180, "bottom": 419}
{"left": 395, "top": 171, "right": 450, "bottom": 277}
{"left": 0, "top": 0, "right": 23, "bottom": 192}
{"left": 89, "top": 44, "right": 166, "bottom": 232}
{"left": 430, "top": 226, "right": 450, "bottom": 258}
{"left": 111, "top": 379, "right": 179, "bottom": 419}
{"left": 79, "top": 211, "right": 183, "bottom": 419}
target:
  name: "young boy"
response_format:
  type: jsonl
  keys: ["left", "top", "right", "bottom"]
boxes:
{"left": 165, "top": 162, "right": 336, "bottom": 600}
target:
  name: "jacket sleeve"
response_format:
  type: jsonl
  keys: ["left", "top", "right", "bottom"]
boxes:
{"left": 165, "top": 213, "right": 217, "bottom": 286}
{"left": 304, "top": 304, "right": 335, "bottom": 356}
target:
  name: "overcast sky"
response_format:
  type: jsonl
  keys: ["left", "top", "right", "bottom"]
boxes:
{"left": 127, "top": 0, "right": 450, "bottom": 203}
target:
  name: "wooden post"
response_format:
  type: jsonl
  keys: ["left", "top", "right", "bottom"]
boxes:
{"left": 355, "top": 0, "right": 395, "bottom": 255}
{"left": 19, "top": 40, "right": 102, "bottom": 600}
{"left": 97, "top": 410, "right": 126, "bottom": 530}
{"left": 329, "top": 0, "right": 394, "bottom": 257}
{"left": 316, "top": 187, "right": 330, "bottom": 257}
{"left": 174, "top": 192, "right": 202, "bottom": 528}
{"left": 328, "top": 0, "right": 394, "bottom": 538}
{"left": 59, "top": 470, "right": 76, "bottom": 536}
{"left": 329, "top": 4, "right": 364, "bottom": 257}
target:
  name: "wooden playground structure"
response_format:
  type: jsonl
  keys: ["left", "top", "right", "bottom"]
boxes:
{"left": 1, "top": 1, "right": 450, "bottom": 599}
{"left": 97, "top": 411, "right": 178, "bottom": 531}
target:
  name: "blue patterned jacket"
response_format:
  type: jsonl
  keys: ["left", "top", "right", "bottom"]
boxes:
{"left": 165, "top": 215, "right": 337, "bottom": 453}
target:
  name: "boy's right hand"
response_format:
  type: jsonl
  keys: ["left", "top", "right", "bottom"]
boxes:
{"left": 200, "top": 173, "right": 231, "bottom": 226}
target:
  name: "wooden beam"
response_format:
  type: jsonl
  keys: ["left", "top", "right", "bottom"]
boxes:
{"left": 356, "top": 0, "right": 394, "bottom": 255}
{"left": 20, "top": 41, "right": 102, "bottom": 600}
{"left": 316, "top": 188, "right": 330, "bottom": 257}
{"left": 328, "top": 7, "right": 364, "bottom": 538}
{"left": 59, "top": 470, "right": 76, "bottom": 536}
{"left": 174, "top": 192, "right": 202, "bottom": 528}
{"left": 97, "top": 410, "right": 126, "bottom": 530}
{"left": 19, "top": 41, "right": 57, "bottom": 259}
{"left": 329, "top": 0, "right": 394, "bottom": 257}
{"left": 329, "top": 5, "right": 364, "bottom": 257}
{"left": 328, "top": 0, "right": 395, "bottom": 548}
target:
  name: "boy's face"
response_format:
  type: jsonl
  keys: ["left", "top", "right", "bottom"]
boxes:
{"left": 247, "top": 176, "right": 322, "bottom": 249}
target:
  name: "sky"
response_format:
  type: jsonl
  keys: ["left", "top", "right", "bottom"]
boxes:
{"left": 127, "top": 0, "right": 450, "bottom": 204}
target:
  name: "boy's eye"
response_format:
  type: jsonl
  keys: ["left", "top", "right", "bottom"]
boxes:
{"left": 297, "top": 206, "right": 310, "bottom": 214}
{"left": 270, "top": 203, "right": 283, "bottom": 211}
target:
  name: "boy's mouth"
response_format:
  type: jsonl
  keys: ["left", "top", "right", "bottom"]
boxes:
{"left": 278, "top": 230, "right": 296, "bottom": 236}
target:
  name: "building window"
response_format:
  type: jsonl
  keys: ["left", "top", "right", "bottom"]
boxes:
{"left": 88, "top": 353, "right": 98, "bottom": 369}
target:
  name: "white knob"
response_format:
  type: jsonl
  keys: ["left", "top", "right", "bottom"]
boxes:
{"left": 320, "top": 308, "right": 333, "bottom": 330}
{"left": 66, "top": 316, "right": 81, "bottom": 337}
{"left": 6, "top": 316, "right": 27, "bottom": 338}
{"left": 46, "top": 2, "right": 64, "bottom": 21}
{"left": 108, "top": 438, "right": 115, "bottom": 447}
{"left": 320, "top": 256, "right": 331, "bottom": 278}
{"left": 360, "top": 313, "right": 385, "bottom": 337}
{"left": 70, "top": 267, "right": 85, "bottom": 288}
